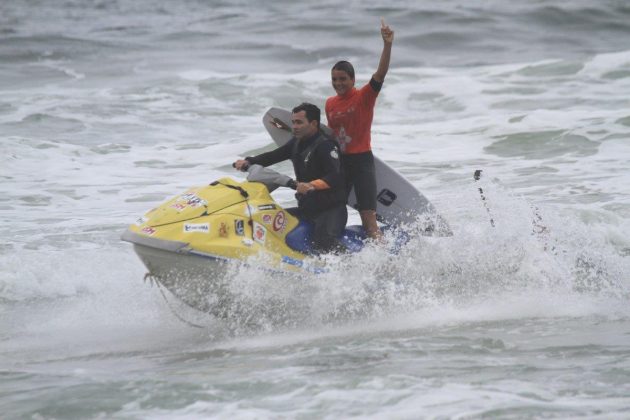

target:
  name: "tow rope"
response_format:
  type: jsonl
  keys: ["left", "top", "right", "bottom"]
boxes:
{"left": 144, "top": 272, "right": 206, "bottom": 329}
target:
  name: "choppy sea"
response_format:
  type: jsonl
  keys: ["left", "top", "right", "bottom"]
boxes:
{"left": 2, "top": 1, "right": 630, "bottom": 418}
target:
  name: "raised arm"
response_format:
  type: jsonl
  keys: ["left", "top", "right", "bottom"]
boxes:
{"left": 373, "top": 18, "right": 394, "bottom": 83}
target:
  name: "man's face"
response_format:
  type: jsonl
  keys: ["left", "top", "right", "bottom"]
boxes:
{"left": 331, "top": 69, "right": 354, "bottom": 96}
{"left": 291, "top": 110, "right": 318, "bottom": 140}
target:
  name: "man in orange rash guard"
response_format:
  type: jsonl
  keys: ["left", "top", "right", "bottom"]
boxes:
{"left": 325, "top": 19, "right": 394, "bottom": 240}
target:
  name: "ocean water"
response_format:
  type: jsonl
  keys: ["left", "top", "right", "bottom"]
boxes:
{"left": 2, "top": 0, "right": 630, "bottom": 418}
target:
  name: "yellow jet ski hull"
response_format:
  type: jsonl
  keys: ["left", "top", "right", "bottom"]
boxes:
{"left": 122, "top": 177, "right": 321, "bottom": 313}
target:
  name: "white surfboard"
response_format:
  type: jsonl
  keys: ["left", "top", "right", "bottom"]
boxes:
{"left": 262, "top": 107, "right": 451, "bottom": 236}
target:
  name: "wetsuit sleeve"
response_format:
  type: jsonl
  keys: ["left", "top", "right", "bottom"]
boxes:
{"left": 369, "top": 77, "right": 383, "bottom": 93}
{"left": 246, "top": 139, "right": 293, "bottom": 167}
{"left": 358, "top": 78, "right": 380, "bottom": 109}
{"left": 313, "top": 140, "right": 343, "bottom": 190}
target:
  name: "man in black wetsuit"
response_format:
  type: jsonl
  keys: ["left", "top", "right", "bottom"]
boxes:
{"left": 234, "top": 103, "right": 347, "bottom": 253}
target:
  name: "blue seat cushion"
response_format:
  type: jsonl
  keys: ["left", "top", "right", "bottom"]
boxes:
{"left": 285, "top": 221, "right": 367, "bottom": 254}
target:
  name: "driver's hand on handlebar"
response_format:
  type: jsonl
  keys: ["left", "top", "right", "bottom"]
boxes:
{"left": 233, "top": 159, "right": 250, "bottom": 171}
{"left": 296, "top": 182, "right": 315, "bottom": 195}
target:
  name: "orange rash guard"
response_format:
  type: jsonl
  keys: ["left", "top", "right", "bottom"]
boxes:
{"left": 325, "top": 78, "right": 382, "bottom": 155}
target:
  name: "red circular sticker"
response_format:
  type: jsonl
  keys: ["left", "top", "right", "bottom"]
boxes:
{"left": 273, "top": 211, "right": 286, "bottom": 232}
{"left": 255, "top": 225, "right": 265, "bottom": 240}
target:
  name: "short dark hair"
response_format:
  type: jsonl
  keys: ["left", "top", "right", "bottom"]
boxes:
{"left": 292, "top": 102, "right": 320, "bottom": 127}
{"left": 332, "top": 60, "right": 355, "bottom": 80}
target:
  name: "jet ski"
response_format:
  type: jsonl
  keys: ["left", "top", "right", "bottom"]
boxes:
{"left": 121, "top": 164, "right": 408, "bottom": 313}
{"left": 123, "top": 105, "right": 454, "bottom": 316}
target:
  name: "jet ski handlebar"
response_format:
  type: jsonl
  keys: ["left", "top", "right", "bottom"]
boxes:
{"left": 232, "top": 161, "right": 250, "bottom": 171}
{"left": 239, "top": 164, "right": 297, "bottom": 192}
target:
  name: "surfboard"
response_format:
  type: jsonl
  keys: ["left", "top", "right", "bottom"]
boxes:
{"left": 262, "top": 107, "right": 451, "bottom": 236}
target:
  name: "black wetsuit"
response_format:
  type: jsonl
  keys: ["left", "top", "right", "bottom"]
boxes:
{"left": 246, "top": 131, "right": 347, "bottom": 253}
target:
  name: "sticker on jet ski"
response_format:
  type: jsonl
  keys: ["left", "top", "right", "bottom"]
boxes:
{"left": 273, "top": 211, "right": 286, "bottom": 232}
{"left": 253, "top": 222, "right": 267, "bottom": 244}
{"left": 262, "top": 214, "right": 272, "bottom": 224}
{"left": 179, "top": 193, "right": 207, "bottom": 208}
{"left": 258, "top": 204, "right": 276, "bottom": 211}
{"left": 170, "top": 203, "right": 187, "bottom": 212}
{"left": 235, "top": 219, "right": 245, "bottom": 236}
{"left": 141, "top": 227, "right": 156, "bottom": 236}
{"left": 180, "top": 193, "right": 198, "bottom": 201}
{"left": 183, "top": 223, "right": 210, "bottom": 233}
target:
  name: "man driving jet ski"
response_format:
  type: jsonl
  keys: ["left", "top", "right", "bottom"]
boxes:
{"left": 234, "top": 102, "right": 347, "bottom": 253}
